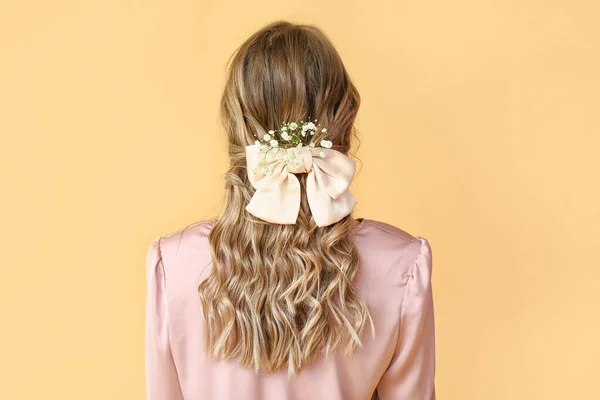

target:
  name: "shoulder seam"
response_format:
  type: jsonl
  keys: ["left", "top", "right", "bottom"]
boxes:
{"left": 408, "top": 237, "right": 432, "bottom": 279}
{"left": 151, "top": 235, "right": 164, "bottom": 260}
{"left": 156, "top": 234, "right": 164, "bottom": 264}
{"left": 366, "top": 221, "right": 420, "bottom": 243}
{"left": 408, "top": 237, "right": 424, "bottom": 278}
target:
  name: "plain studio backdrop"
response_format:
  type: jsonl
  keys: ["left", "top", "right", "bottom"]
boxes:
{"left": 1, "top": 1, "right": 599, "bottom": 399}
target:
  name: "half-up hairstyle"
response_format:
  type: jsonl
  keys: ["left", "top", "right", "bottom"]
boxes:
{"left": 198, "top": 20, "right": 374, "bottom": 377}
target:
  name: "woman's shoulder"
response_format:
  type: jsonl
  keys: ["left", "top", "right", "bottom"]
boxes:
{"left": 357, "top": 218, "right": 428, "bottom": 255}
{"left": 354, "top": 218, "right": 433, "bottom": 299}
{"left": 150, "top": 219, "right": 217, "bottom": 296}
{"left": 359, "top": 218, "right": 421, "bottom": 241}
{"left": 356, "top": 218, "right": 431, "bottom": 276}
{"left": 157, "top": 219, "right": 215, "bottom": 255}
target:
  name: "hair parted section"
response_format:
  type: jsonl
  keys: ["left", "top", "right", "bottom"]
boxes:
{"left": 197, "top": 20, "right": 373, "bottom": 377}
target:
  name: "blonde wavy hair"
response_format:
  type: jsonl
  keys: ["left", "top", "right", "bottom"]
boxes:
{"left": 197, "top": 20, "right": 375, "bottom": 376}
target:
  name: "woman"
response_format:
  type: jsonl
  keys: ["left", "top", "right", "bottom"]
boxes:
{"left": 145, "top": 20, "right": 436, "bottom": 400}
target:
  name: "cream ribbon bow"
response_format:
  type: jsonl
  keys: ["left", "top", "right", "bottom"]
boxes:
{"left": 245, "top": 144, "right": 358, "bottom": 227}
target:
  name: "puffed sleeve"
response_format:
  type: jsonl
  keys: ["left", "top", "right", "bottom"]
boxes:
{"left": 145, "top": 236, "right": 184, "bottom": 400}
{"left": 376, "top": 237, "right": 436, "bottom": 399}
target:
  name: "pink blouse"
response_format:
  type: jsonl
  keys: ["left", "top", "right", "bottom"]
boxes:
{"left": 145, "top": 218, "right": 436, "bottom": 399}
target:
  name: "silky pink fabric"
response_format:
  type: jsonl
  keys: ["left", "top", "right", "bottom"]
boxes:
{"left": 145, "top": 218, "right": 436, "bottom": 400}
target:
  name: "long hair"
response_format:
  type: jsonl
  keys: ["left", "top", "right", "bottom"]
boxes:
{"left": 197, "top": 20, "right": 374, "bottom": 377}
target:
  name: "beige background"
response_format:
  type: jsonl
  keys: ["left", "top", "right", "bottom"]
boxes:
{"left": 1, "top": 1, "right": 599, "bottom": 399}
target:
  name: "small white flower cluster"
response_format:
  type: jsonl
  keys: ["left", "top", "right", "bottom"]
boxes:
{"left": 254, "top": 118, "right": 331, "bottom": 150}
{"left": 251, "top": 118, "right": 334, "bottom": 176}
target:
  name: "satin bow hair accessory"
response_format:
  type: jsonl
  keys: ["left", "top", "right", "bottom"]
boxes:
{"left": 245, "top": 118, "right": 358, "bottom": 227}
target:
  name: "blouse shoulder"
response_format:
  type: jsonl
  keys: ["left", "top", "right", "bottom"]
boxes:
{"left": 359, "top": 219, "right": 427, "bottom": 265}
{"left": 158, "top": 219, "right": 215, "bottom": 258}
{"left": 363, "top": 219, "right": 420, "bottom": 243}
{"left": 148, "top": 220, "right": 216, "bottom": 299}
{"left": 354, "top": 219, "right": 432, "bottom": 296}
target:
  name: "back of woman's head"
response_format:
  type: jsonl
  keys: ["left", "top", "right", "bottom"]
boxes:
{"left": 198, "top": 20, "right": 373, "bottom": 376}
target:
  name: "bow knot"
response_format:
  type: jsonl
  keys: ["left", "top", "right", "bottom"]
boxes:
{"left": 245, "top": 144, "right": 357, "bottom": 227}
{"left": 283, "top": 147, "right": 313, "bottom": 174}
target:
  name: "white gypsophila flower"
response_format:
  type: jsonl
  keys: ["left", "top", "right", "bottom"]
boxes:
{"left": 289, "top": 122, "right": 298, "bottom": 130}
{"left": 268, "top": 130, "right": 275, "bottom": 134}
{"left": 270, "top": 139, "right": 278, "bottom": 147}
{"left": 281, "top": 131, "right": 290, "bottom": 141}
{"left": 281, "top": 126, "right": 287, "bottom": 131}
{"left": 301, "top": 130, "right": 306, "bottom": 136}
{"left": 264, "top": 134, "right": 271, "bottom": 141}
{"left": 320, "top": 139, "right": 333, "bottom": 148}
{"left": 319, "top": 151, "right": 326, "bottom": 158}
{"left": 255, "top": 140, "right": 261, "bottom": 145}
{"left": 303, "top": 122, "right": 316, "bottom": 132}
{"left": 321, "top": 128, "right": 327, "bottom": 133}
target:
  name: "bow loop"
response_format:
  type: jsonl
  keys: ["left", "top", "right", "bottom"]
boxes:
{"left": 311, "top": 148, "right": 356, "bottom": 199}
